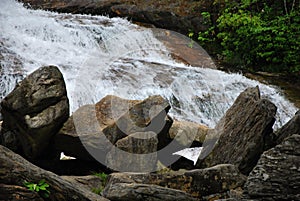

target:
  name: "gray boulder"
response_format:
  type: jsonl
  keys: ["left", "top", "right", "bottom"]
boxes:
{"left": 0, "top": 66, "right": 69, "bottom": 159}
{"left": 197, "top": 86, "right": 277, "bottom": 175}
{"left": 244, "top": 134, "right": 300, "bottom": 201}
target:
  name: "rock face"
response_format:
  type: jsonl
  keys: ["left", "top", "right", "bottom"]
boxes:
{"left": 106, "top": 131, "right": 158, "bottom": 172}
{"left": 0, "top": 66, "right": 69, "bottom": 159}
{"left": 274, "top": 110, "right": 300, "bottom": 145}
{"left": 0, "top": 145, "right": 108, "bottom": 201}
{"left": 197, "top": 86, "right": 277, "bottom": 175}
{"left": 102, "top": 164, "right": 247, "bottom": 200}
{"left": 244, "top": 134, "right": 300, "bottom": 201}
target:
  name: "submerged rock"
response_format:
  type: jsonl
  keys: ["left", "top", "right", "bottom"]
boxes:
{"left": 244, "top": 134, "right": 300, "bottom": 201}
{"left": 0, "top": 66, "right": 69, "bottom": 160}
{"left": 197, "top": 86, "right": 277, "bottom": 175}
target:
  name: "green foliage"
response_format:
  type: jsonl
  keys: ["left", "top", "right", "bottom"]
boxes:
{"left": 24, "top": 179, "right": 50, "bottom": 198}
{"left": 197, "top": 0, "right": 300, "bottom": 73}
{"left": 93, "top": 172, "right": 108, "bottom": 181}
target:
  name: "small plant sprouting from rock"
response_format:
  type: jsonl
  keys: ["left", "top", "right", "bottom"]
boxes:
{"left": 24, "top": 179, "right": 50, "bottom": 198}
{"left": 92, "top": 172, "right": 108, "bottom": 195}
{"left": 93, "top": 172, "right": 108, "bottom": 182}
{"left": 187, "top": 31, "right": 194, "bottom": 48}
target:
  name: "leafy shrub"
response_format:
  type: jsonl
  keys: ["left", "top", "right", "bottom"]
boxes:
{"left": 197, "top": 0, "right": 300, "bottom": 73}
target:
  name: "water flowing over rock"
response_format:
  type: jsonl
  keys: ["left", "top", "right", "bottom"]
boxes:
{"left": 19, "top": 0, "right": 215, "bottom": 35}
{"left": 0, "top": 66, "right": 69, "bottom": 160}
{"left": 197, "top": 86, "right": 277, "bottom": 175}
{"left": 274, "top": 110, "right": 300, "bottom": 145}
{"left": 244, "top": 134, "right": 300, "bottom": 201}
{"left": 0, "top": 145, "right": 108, "bottom": 201}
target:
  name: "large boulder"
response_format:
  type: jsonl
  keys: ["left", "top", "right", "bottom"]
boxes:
{"left": 0, "top": 66, "right": 69, "bottom": 159}
{"left": 197, "top": 86, "right": 277, "bottom": 175}
{"left": 244, "top": 134, "right": 300, "bottom": 201}
{"left": 55, "top": 95, "right": 171, "bottom": 164}
{"left": 274, "top": 110, "right": 300, "bottom": 145}
{"left": 102, "top": 164, "right": 246, "bottom": 200}
{"left": 102, "top": 95, "right": 171, "bottom": 144}
{"left": 0, "top": 145, "right": 108, "bottom": 201}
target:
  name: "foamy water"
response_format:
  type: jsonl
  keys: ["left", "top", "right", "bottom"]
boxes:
{"left": 0, "top": 0, "right": 297, "bottom": 130}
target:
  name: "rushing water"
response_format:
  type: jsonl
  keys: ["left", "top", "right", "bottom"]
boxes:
{"left": 0, "top": 0, "right": 297, "bottom": 130}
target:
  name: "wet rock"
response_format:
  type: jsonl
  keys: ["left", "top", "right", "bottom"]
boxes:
{"left": 151, "top": 28, "right": 216, "bottom": 69}
{"left": 274, "top": 110, "right": 300, "bottom": 145}
{"left": 244, "top": 134, "right": 300, "bottom": 201}
{"left": 103, "top": 164, "right": 246, "bottom": 199}
{"left": 0, "top": 66, "right": 69, "bottom": 160}
{"left": 19, "top": 0, "right": 219, "bottom": 35}
{"left": 103, "top": 183, "right": 197, "bottom": 201}
{"left": 106, "top": 131, "right": 158, "bottom": 172}
{"left": 0, "top": 145, "right": 109, "bottom": 201}
{"left": 197, "top": 86, "right": 277, "bottom": 175}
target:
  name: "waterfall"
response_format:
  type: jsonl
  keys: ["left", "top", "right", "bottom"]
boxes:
{"left": 0, "top": 0, "right": 297, "bottom": 130}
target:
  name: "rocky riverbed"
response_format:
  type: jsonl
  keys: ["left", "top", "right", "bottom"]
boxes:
{"left": 0, "top": 65, "right": 299, "bottom": 201}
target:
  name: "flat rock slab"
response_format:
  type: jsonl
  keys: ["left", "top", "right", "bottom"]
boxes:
{"left": 103, "top": 164, "right": 246, "bottom": 199}
{"left": 103, "top": 183, "right": 198, "bottom": 201}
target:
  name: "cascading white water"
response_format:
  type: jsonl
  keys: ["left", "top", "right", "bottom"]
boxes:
{"left": 0, "top": 0, "right": 298, "bottom": 130}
